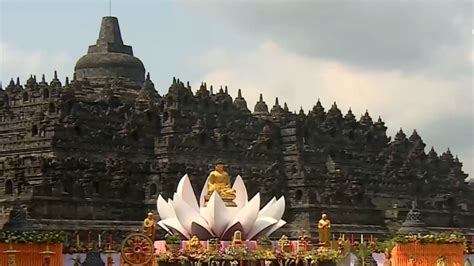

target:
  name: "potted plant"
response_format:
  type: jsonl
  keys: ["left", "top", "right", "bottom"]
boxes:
{"left": 208, "top": 238, "right": 219, "bottom": 251}
{"left": 165, "top": 234, "right": 181, "bottom": 253}
{"left": 313, "top": 246, "right": 340, "bottom": 266}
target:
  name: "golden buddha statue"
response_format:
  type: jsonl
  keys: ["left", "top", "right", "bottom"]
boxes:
{"left": 187, "top": 235, "right": 203, "bottom": 253}
{"left": 232, "top": 230, "right": 243, "bottom": 247}
{"left": 318, "top": 212, "right": 331, "bottom": 247}
{"left": 206, "top": 160, "right": 236, "bottom": 205}
{"left": 143, "top": 212, "right": 156, "bottom": 240}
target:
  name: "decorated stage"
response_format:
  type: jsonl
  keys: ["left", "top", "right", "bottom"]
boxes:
{"left": 1, "top": 174, "right": 473, "bottom": 265}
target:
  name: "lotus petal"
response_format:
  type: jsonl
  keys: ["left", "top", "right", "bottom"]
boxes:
{"left": 199, "top": 179, "right": 209, "bottom": 207}
{"left": 206, "top": 191, "right": 231, "bottom": 237}
{"left": 224, "top": 193, "right": 260, "bottom": 239}
{"left": 259, "top": 196, "right": 285, "bottom": 220}
{"left": 258, "top": 197, "right": 276, "bottom": 216}
{"left": 157, "top": 174, "right": 286, "bottom": 240}
{"left": 172, "top": 193, "right": 212, "bottom": 239}
{"left": 233, "top": 175, "right": 248, "bottom": 208}
{"left": 221, "top": 222, "right": 244, "bottom": 240}
{"left": 176, "top": 174, "right": 199, "bottom": 211}
{"left": 157, "top": 195, "right": 175, "bottom": 220}
{"left": 199, "top": 207, "right": 209, "bottom": 224}
{"left": 158, "top": 218, "right": 190, "bottom": 239}
{"left": 246, "top": 216, "right": 277, "bottom": 240}
{"left": 262, "top": 219, "right": 287, "bottom": 237}
{"left": 190, "top": 222, "right": 214, "bottom": 239}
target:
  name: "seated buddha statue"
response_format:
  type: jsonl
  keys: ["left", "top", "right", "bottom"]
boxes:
{"left": 207, "top": 160, "right": 236, "bottom": 204}
{"left": 232, "top": 230, "right": 243, "bottom": 247}
{"left": 187, "top": 235, "right": 203, "bottom": 253}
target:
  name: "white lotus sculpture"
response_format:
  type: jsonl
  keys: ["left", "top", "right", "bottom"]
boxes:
{"left": 156, "top": 174, "right": 286, "bottom": 240}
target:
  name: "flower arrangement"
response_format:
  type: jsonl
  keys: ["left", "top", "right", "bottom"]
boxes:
{"left": 208, "top": 238, "right": 219, "bottom": 245}
{"left": 0, "top": 230, "right": 64, "bottom": 243}
{"left": 156, "top": 250, "right": 189, "bottom": 264}
{"left": 393, "top": 232, "right": 466, "bottom": 245}
{"left": 164, "top": 233, "right": 181, "bottom": 245}
{"left": 253, "top": 249, "right": 276, "bottom": 260}
{"left": 164, "top": 233, "right": 181, "bottom": 254}
{"left": 156, "top": 243, "right": 343, "bottom": 263}
{"left": 257, "top": 236, "right": 272, "bottom": 250}
{"left": 222, "top": 245, "right": 252, "bottom": 261}
{"left": 311, "top": 247, "right": 341, "bottom": 262}
{"left": 208, "top": 237, "right": 220, "bottom": 251}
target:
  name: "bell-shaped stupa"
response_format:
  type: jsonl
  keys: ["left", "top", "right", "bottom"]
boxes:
{"left": 74, "top": 17, "right": 145, "bottom": 84}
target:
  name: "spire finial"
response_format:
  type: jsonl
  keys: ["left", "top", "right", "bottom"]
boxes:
{"left": 54, "top": 70, "right": 58, "bottom": 79}
{"left": 224, "top": 86, "right": 228, "bottom": 94}
{"left": 275, "top": 97, "right": 279, "bottom": 106}
{"left": 65, "top": 77, "right": 70, "bottom": 85}
{"left": 259, "top": 93, "right": 263, "bottom": 102}
{"left": 97, "top": 16, "right": 125, "bottom": 47}
{"left": 42, "top": 74, "right": 46, "bottom": 83}
{"left": 238, "top": 89, "right": 242, "bottom": 98}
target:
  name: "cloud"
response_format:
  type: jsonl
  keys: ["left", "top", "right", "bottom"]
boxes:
{"left": 0, "top": 42, "right": 73, "bottom": 84}
{"left": 192, "top": 41, "right": 473, "bottom": 179}
{"left": 183, "top": 1, "right": 471, "bottom": 77}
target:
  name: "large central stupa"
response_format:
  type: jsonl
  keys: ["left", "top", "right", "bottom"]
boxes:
{"left": 75, "top": 17, "right": 145, "bottom": 84}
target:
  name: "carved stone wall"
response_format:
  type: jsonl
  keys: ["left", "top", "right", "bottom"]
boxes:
{"left": 0, "top": 16, "right": 472, "bottom": 235}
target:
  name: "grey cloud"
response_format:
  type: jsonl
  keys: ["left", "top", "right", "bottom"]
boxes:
{"left": 184, "top": 1, "right": 471, "bottom": 76}
{"left": 418, "top": 112, "right": 473, "bottom": 179}
{"left": 419, "top": 112, "right": 473, "bottom": 155}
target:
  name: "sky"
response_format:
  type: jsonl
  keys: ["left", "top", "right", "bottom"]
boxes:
{"left": 1, "top": 0, "right": 473, "bottom": 180}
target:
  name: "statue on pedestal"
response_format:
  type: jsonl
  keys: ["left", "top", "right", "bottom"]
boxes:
{"left": 318, "top": 212, "right": 331, "bottom": 246}
{"left": 206, "top": 159, "right": 237, "bottom": 206}
{"left": 187, "top": 236, "right": 204, "bottom": 253}
{"left": 143, "top": 212, "right": 156, "bottom": 240}
{"left": 232, "top": 230, "right": 243, "bottom": 247}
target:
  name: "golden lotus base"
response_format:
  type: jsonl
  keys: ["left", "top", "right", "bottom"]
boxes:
{"left": 204, "top": 195, "right": 237, "bottom": 207}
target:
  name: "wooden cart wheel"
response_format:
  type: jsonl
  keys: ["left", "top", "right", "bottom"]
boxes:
{"left": 121, "top": 232, "right": 154, "bottom": 265}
